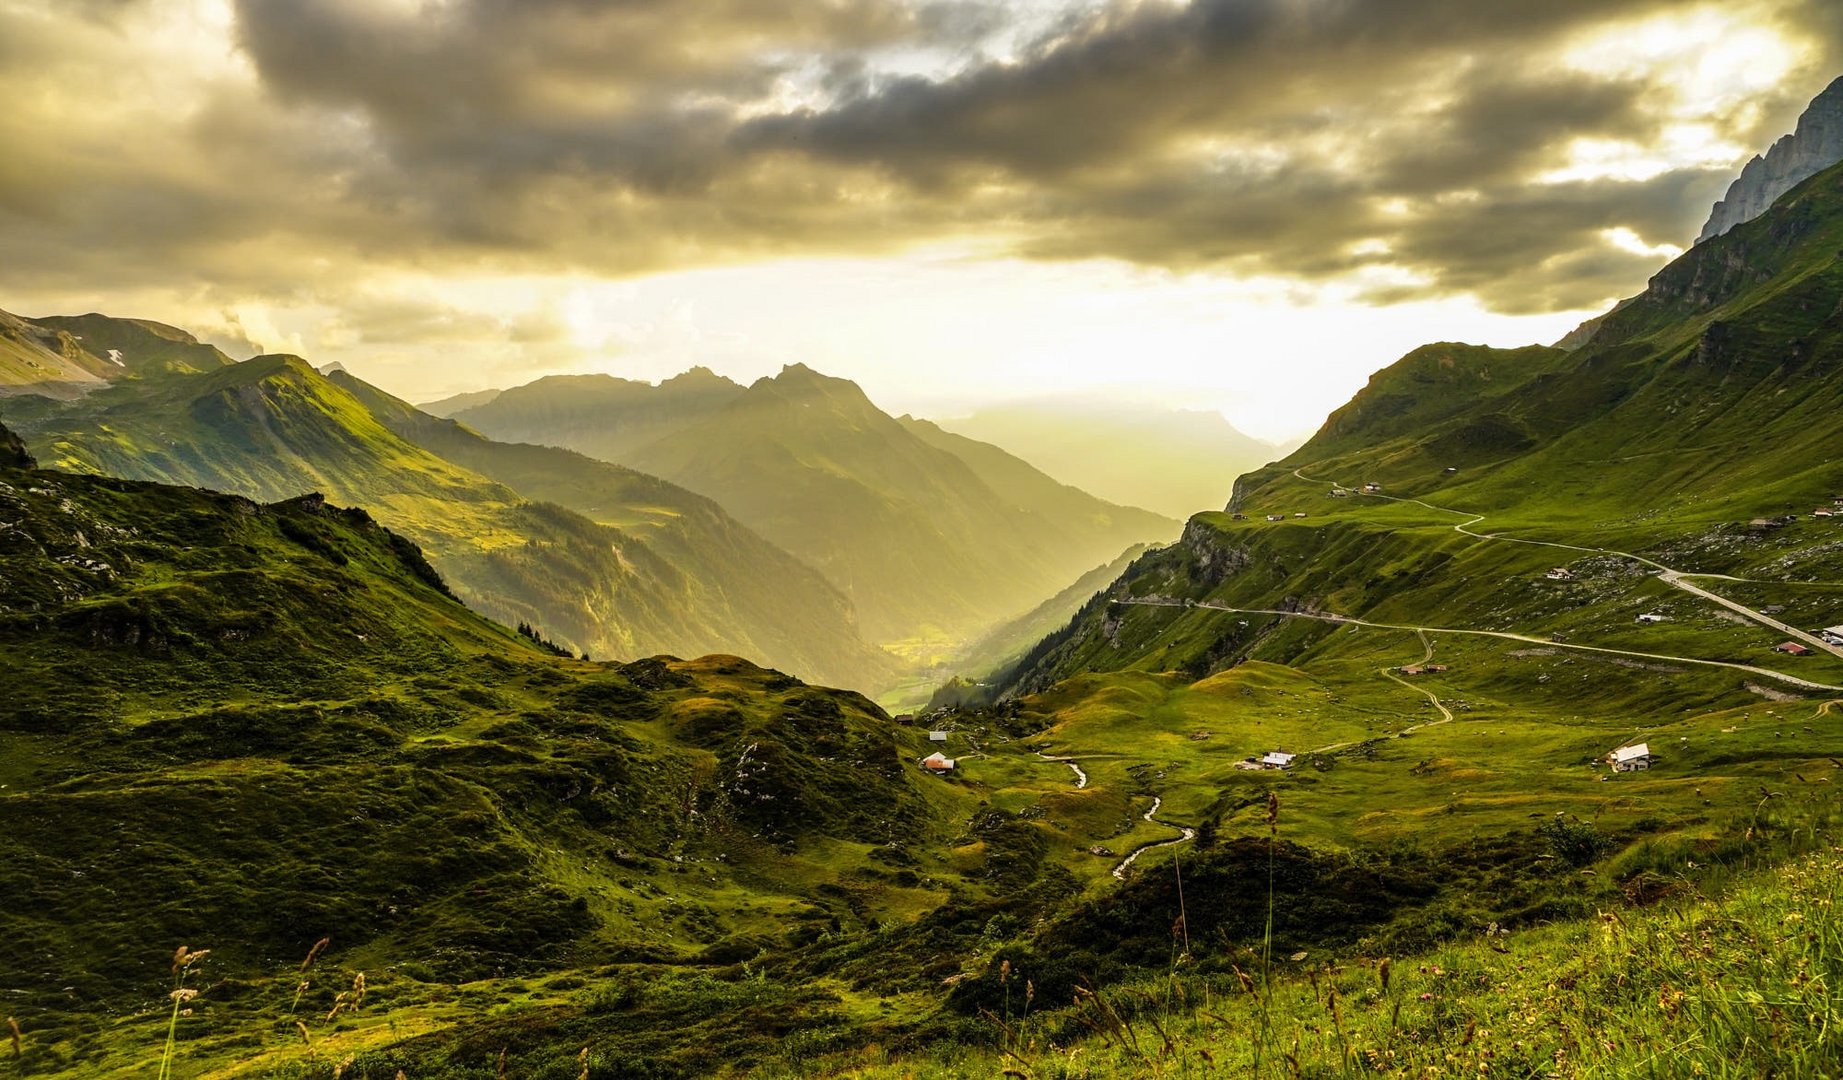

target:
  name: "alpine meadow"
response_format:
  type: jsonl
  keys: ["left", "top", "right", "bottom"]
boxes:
{"left": 4, "top": 3, "right": 1843, "bottom": 1078}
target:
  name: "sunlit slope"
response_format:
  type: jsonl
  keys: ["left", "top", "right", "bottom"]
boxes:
{"left": 331, "top": 369, "right": 899, "bottom": 687}
{"left": 996, "top": 162, "right": 1843, "bottom": 696}
{"left": 1235, "top": 159, "right": 1843, "bottom": 527}
{"left": 623, "top": 364, "right": 1178, "bottom": 642}
{"left": 2, "top": 353, "right": 895, "bottom": 688}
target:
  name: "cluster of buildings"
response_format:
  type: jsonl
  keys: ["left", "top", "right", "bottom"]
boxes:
{"left": 922, "top": 729, "right": 956, "bottom": 774}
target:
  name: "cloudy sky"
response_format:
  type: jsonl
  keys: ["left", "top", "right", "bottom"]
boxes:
{"left": 3, "top": 0, "right": 1840, "bottom": 439}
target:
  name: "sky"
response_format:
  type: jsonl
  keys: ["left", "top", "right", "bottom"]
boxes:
{"left": 2, "top": 1, "right": 1840, "bottom": 442}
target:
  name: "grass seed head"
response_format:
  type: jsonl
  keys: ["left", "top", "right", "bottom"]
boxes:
{"left": 1378, "top": 957, "right": 1392, "bottom": 992}
{"left": 295, "top": 1021, "right": 311, "bottom": 1046}
{"left": 301, "top": 937, "right": 331, "bottom": 972}
{"left": 7, "top": 1016, "right": 20, "bottom": 1058}
{"left": 1266, "top": 792, "right": 1280, "bottom": 829}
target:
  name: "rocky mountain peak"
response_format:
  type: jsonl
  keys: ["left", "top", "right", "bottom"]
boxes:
{"left": 1699, "top": 76, "right": 1843, "bottom": 243}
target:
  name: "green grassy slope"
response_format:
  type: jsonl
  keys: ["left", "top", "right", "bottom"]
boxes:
{"left": 6, "top": 415, "right": 1838, "bottom": 1077}
{"left": 0, "top": 309, "right": 111, "bottom": 397}
{"left": 0, "top": 440, "right": 970, "bottom": 1075}
{"left": 0, "top": 309, "right": 236, "bottom": 399}
{"left": 29, "top": 313, "right": 236, "bottom": 375}
{"left": 1234, "top": 159, "right": 1843, "bottom": 527}
{"left": 0, "top": 354, "right": 896, "bottom": 690}
{"left": 622, "top": 365, "right": 1178, "bottom": 645}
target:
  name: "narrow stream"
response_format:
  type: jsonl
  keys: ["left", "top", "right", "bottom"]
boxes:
{"left": 1111, "top": 795, "right": 1196, "bottom": 879}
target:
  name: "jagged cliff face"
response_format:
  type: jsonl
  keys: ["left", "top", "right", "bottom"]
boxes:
{"left": 1699, "top": 77, "right": 1843, "bottom": 243}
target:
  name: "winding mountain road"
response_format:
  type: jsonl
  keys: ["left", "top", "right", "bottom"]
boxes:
{"left": 1290, "top": 468, "right": 1843, "bottom": 662}
{"left": 1110, "top": 597, "right": 1843, "bottom": 693}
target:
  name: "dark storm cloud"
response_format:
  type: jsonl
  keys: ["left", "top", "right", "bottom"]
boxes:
{"left": 1, "top": 0, "right": 1840, "bottom": 313}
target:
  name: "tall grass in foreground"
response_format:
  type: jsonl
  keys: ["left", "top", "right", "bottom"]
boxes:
{"left": 820, "top": 842, "right": 1843, "bottom": 1079}
{"left": 157, "top": 947, "right": 208, "bottom": 1080}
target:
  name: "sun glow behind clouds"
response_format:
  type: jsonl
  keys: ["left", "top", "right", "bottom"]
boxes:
{"left": 1544, "top": 5, "right": 1808, "bottom": 184}
{"left": 1, "top": 0, "right": 1834, "bottom": 449}
{"left": 313, "top": 252, "right": 1587, "bottom": 444}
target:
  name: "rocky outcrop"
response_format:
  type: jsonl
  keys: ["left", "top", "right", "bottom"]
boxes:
{"left": 1699, "top": 77, "right": 1843, "bottom": 243}
{"left": 0, "top": 420, "right": 34, "bottom": 469}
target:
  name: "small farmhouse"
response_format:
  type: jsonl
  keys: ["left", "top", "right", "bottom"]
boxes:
{"left": 1607, "top": 743, "right": 1655, "bottom": 772}
{"left": 921, "top": 752, "right": 956, "bottom": 773}
{"left": 1814, "top": 508, "right": 1834, "bottom": 518}
{"left": 1362, "top": 482, "right": 1381, "bottom": 493}
{"left": 1636, "top": 613, "right": 1667, "bottom": 624}
{"left": 1266, "top": 514, "right": 1285, "bottom": 522}
{"left": 1329, "top": 488, "right": 1350, "bottom": 498}
{"left": 1293, "top": 512, "right": 1308, "bottom": 518}
{"left": 1442, "top": 467, "right": 1458, "bottom": 475}
{"left": 928, "top": 730, "right": 949, "bottom": 742}
{"left": 1260, "top": 751, "right": 1297, "bottom": 770}
{"left": 1819, "top": 625, "right": 1843, "bottom": 646}
{"left": 1775, "top": 641, "right": 1812, "bottom": 656}
{"left": 1544, "top": 567, "right": 1576, "bottom": 581}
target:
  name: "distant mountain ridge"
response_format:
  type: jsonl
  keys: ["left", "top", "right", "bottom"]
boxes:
{"left": 451, "top": 362, "right": 1181, "bottom": 645}
{"left": 1700, "top": 76, "right": 1843, "bottom": 242}
{"left": 439, "top": 368, "right": 747, "bottom": 461}
{"left": 0, "top": 309, "right": 235, "bottom": 399}
{"left": 941, "top": 399, "right": 1285, "bottom": 519}
{"left": 0, "top": 319, "right": 896, "bottom": 689}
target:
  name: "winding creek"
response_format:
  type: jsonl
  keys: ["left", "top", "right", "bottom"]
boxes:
{"left": 1111, "top": 795, "right": 1196, "bottom": 879}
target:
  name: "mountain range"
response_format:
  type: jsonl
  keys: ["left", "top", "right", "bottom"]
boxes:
{"left": 438, "top": 364, "right": 1179, "bottom": 646}
{"left": 0, "top": 337, "right": 898, "bottom": 689}
{"left": 9, "top": 74, "right": 1843, "bottom": 1080}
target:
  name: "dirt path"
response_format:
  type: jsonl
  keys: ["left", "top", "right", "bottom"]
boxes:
{"left": 1378, "top": 630, "right": 1454, "bottom": 725}
{"left": 1112, "top": 795, "right": 1195, "bottom": 879}
{"left": 1287, "top": 467, "right": 1843, "bottom": 661}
